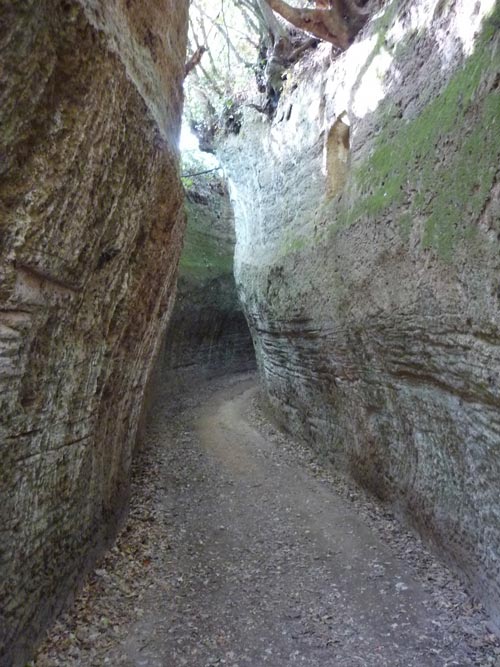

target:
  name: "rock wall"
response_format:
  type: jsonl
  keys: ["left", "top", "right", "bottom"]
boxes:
{"left": 161, "top": 175, "right": 256, "bottom": 378}
{"left": 220, "top": 0, "right": 500, "bottom": 627}
{"left": 0, "top": 2, "right": 188, "bottom": 664}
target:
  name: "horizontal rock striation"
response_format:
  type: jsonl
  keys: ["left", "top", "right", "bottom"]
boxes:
{"left": 0, "top": 1, "right": 188, "bottom": 664}
{"left": 221, "top": 0, "right": 500, "bottom": 628}
{"left": 161, "top": 176, "right": 255, "bottom": 377}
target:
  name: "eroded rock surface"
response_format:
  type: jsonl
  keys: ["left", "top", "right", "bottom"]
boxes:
{"left": 0, "top": 2, "right": 188, "bottom": 664}
{"left": 220, "top": 0, "right": 500, "bottom": 627}
{"left": 161, "top": 175, "right": 255, "bottom": 377}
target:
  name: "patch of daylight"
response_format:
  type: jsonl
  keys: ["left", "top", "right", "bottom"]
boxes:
{"left": 389, "top": 0, "right": 497, "bottom": 61}
{"left": 180, "top": 123, "right": 199, "bottom": 151}
{"left": 322, "top": 33, "right": 395, "bottom": 122}
{"left": 341, "top": 0, "right": 496, "bottom": 122}
{"left": 453, "top": 0, "right": 496, "bottom": 55}
{"left": 179, "top": 122, "right": 219, "bottom": 170}
{"left": 351, "top": 46, "right": 394, "bottom": 118}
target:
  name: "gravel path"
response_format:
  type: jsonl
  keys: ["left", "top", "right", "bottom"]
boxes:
{"left": 34, "top": 372, "right": 500, "bottom": 667}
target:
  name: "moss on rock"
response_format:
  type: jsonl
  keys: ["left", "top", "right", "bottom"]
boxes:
{"left": 344, "top": 7, "right": 500, "bottom": 260}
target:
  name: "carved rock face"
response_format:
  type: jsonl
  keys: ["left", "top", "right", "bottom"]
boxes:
{"left": 161, "top": 176, "right": 256, "bottom": 379}
{"left": 220, "top": 0, "right": 500, "bottom": 631}
{"left": 0, "top": 2, "right": 188, "bottom": 663}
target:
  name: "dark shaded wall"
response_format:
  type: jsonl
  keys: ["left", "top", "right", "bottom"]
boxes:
{"left": 161, "top": 175, "right": 256, "bottom": 378}
{"left": 0, "top": 2, "right": 188, "bottom": 664}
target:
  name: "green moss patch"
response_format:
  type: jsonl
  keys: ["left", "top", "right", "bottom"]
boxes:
{"left": 179, "top": 200, "right": 234, "bottom": 283}
{"left": 279, "top": 233, "right": 307, "bottom": 256}
{"left": 343, "top": 7, "right": 500, "bottom": 260}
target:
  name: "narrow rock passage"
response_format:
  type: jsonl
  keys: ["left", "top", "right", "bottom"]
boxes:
{"left": 106, "top": 373, "right": 494, "bottom": 667}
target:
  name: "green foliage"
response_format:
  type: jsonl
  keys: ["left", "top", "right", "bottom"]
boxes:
{"left": 185, "top": 0, "right": 260, "bottom": 132}
{"left": 181, "top": 176, "right": 195, "bottom": 190}
{"left": 180, "top": 142, "right": 220, "bottom": 192}
{"left": 181, "top": 147, "right": 212, "bottom": 175}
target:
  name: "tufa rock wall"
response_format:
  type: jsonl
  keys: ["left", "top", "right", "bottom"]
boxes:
{"left": 220, "top": 0, "right": 500, "bottom": 628}
{"left": 0, "top": 1, "right": 188, "bottom": 664}
{"left": 161, "top": 175, "right": 256, "bottom": 378}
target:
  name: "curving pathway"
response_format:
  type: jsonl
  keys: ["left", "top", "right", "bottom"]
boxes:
{"left": 110, "top": 373, "right": 493, "bottom": 667}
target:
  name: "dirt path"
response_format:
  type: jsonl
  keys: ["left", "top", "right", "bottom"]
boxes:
{"left": 35, "top": 372, "right": 499, "bottom": 667}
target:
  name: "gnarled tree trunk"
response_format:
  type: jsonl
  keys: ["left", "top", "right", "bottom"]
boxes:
{"left": 264, "top": 0, "right": 369, "bottom": 49}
